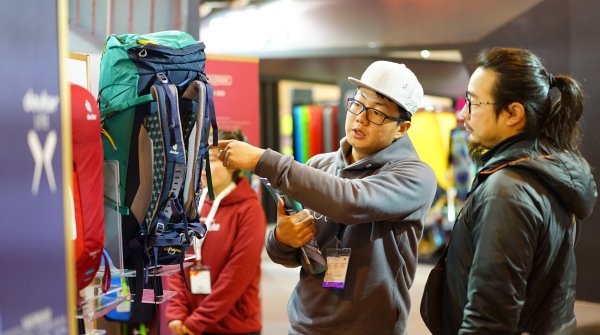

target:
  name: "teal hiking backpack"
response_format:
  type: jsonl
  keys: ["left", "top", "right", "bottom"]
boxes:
{"left": 99, "top": 30, "right": 216, "bottom": 302}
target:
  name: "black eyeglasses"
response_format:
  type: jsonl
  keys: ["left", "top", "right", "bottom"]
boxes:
{"left": 464, "top": 94, "right": 500, "bottom": 115}
{"left": 346, "top": 98, "right": 405, "bottom": 125}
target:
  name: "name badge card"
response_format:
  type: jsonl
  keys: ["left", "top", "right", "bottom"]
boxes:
{"left": 190, "top": 264, "right": 212, "bottom": 294}
{"left": 322, "top": 248, "right": 351, "bottom": 289}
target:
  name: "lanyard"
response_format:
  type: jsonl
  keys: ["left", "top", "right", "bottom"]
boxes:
{"left": 335, "top": 224, "right": 347, "bottom": 249}
{"left": 193, "top": 182, "right": 236, "bottom": 261}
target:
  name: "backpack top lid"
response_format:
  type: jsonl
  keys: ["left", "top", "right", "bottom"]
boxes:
{"left": 98, "top": 30, "right": 206, "bottom": 117}
{"left": 110, "top": 30, "right": 200, "bottom": 50}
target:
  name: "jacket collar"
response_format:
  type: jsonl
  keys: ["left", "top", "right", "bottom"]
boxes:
{"left": 470, "top": 134, "right": 597, "bottom": 219}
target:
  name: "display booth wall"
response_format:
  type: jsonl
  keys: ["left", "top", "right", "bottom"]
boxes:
{"left": 0, "top": 0, "right": 74, "bottom": 334}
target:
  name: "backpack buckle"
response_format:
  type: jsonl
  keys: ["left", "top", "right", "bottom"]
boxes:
{"left": 198, "top": 73, "right": 209, "bottom": 83}
{"left": 154, "top": 222, "right": 165, "bottom": 236}
{"left": 171, "top": 195, "right": 184, "bottom": 215}
{"left": 156, "top": 72, "right": 169, "bottom": 84}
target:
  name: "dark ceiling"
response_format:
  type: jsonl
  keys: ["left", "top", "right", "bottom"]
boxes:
{"left": 259, "top": 56, "right": 470, "bottom": 98}
{"left": 202, "top": 0, "right": 544, "bottom": 50}
{"left": 200, "top": 0, "right": 546, "bottom": 98}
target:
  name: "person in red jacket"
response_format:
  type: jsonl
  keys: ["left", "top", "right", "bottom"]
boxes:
{"left": 167, "top": 129, "right": 267, "bottom": 335}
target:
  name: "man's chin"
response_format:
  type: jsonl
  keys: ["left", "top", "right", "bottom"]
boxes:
{"left": 347, "top": 136, "right": 364, "bottom": 147}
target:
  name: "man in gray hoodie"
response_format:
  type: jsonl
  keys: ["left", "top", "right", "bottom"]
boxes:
{"left": 217, "top": 61, "right": 437, "bottom": 334}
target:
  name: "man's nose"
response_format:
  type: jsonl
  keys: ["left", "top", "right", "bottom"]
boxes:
{"left": 355, "top": 110, "right": 369, "bottom": 125}
{"left": 459, "top": 104, "right": 470, "bottom": 119}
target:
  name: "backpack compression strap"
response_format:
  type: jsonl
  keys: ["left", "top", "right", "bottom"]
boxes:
{"left": 100, "top": 94, "right": 155, "bottom": 117}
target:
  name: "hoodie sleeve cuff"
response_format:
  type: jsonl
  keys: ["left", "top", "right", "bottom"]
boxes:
{"left": 255, "top": 148, "right": 282, "bottom": 178}
{"left": 184, "top": 319, "right": 206, "bottom": 335}
{"left": 266, "top": 228, "right": 297, "bottom": 254}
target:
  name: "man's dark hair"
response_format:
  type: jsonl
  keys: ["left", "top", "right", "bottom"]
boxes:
{"left": 477, "top": 47, "right": 585, "bottom": 153}
{"left": 374, "top": 91, "right": 412, "bottom": 122}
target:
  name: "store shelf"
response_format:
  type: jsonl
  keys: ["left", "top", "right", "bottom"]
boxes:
{"left": 78, "top": 284, "right": 130, "bottom": 322}
{"left": 133, "top": 289, "right": 178, "bottom": 304}
{"left": 96, "top": 261, "right": 193, "bottom": 278}
{"left": 143, "top": 261, "right": 194, "bottom": 277}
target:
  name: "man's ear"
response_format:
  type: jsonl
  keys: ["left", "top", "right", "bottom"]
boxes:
{"left": 395, "top": 121, "right": 411, "bottom": 139}
{"left": 506, "top": 102, "right": 526, "bottom": 128}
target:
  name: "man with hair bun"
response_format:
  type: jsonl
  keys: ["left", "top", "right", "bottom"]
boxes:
{"left": 422, "top": 47, "right": 598, "bottom": 335}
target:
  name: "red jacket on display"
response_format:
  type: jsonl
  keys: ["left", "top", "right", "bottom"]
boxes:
{"left": 166, "top": 177, "right": 266, "bottom": 335}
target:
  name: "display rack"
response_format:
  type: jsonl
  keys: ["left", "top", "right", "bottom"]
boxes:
{"left": 102, "top": 160, "right": 194, "bottom": 276}
{"left": 78, "top": 160, "right": 189, "bottom": 331}
{"left": 136, "top": 288, "right": 178, "bottom": 304}
{"left": 103, "top": 160, "right": 125, "bottom": 271}
{"left": 78, "top": 284, "right": 127, "bottom": 321}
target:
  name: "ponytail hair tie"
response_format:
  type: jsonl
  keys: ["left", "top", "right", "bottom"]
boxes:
{"left": 549, "top": 73, "right": 556, "bottom": 89}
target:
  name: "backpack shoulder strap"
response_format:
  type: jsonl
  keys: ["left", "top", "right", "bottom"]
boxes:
{"left": 147, "top": 73, "right": 187, "bottom": 237}
{"left": 181, "top": 79, "right": 218, "bottom": 201}
{"left": 182, "top": 81, "right": 207, "bottom": 215}
{"left": 202, "top": 78, "right": 219, "bottom": 146}
{"left": 202, "top": 79, "right": 219, "bottom": 200}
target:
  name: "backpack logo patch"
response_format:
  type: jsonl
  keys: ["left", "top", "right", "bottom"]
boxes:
{"left": 170, "top": 144, "right": 179, "bottom": 155}
{"left": 85, "top": 100, "right": 97, "bottom": 121}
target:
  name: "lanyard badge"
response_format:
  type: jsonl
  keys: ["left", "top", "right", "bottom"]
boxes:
{"left": 322, "top": 234, "right": 351, "bottom": 289}
{"left": 190, "top": 182, "right": 236, "bottom": 295}
{"left": 190, "top": 261, "right": 211, "bottom": 294}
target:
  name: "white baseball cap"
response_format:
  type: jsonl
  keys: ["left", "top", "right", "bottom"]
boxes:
{"left": 348, "top": 61, "right": 424, "bottom": 116}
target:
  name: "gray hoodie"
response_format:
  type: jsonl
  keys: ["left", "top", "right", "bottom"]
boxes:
{"left": 257, "top": 135, "right": 437, "bottom": 335}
